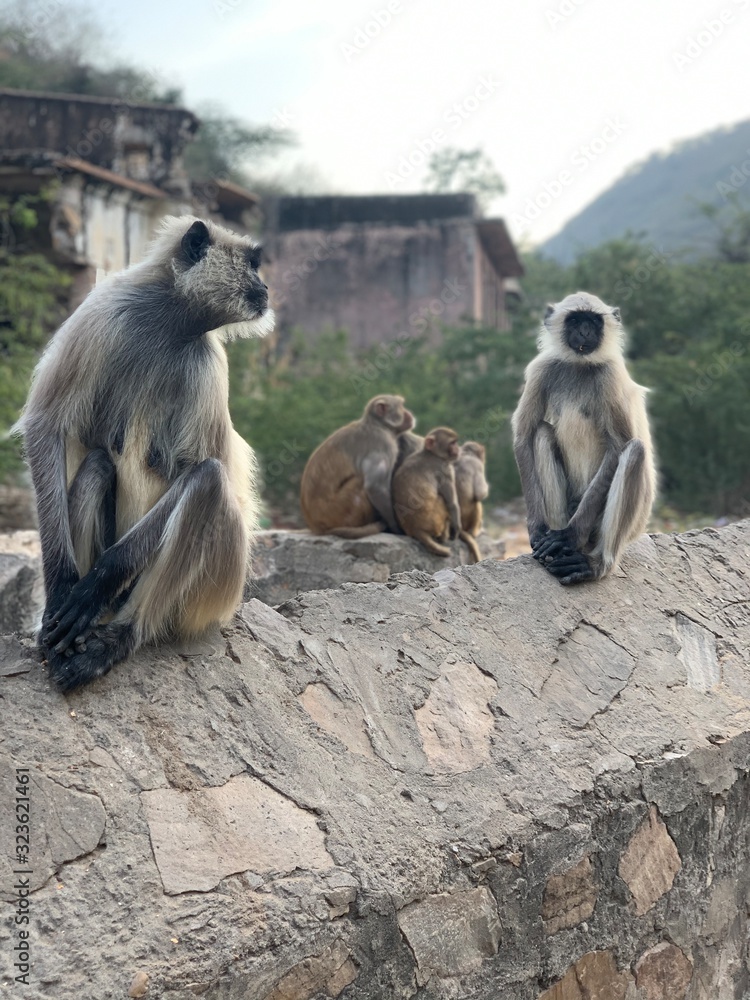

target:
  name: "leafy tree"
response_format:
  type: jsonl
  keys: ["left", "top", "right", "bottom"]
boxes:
{"left": 183, "top": 105, "right": 293, "bottom": 187}
{"left": 424, "top": 147, "right": 505, "bottom": 210}
{"left": 0, "top": 1, "right": 180, "bottom": 102}
{"left": 0, "top": 1, "right": 292, "bottom": 189}
{"left": 700, "top": 199, "right": 750, "bottom": 265}
{"left": 228, "top": 314, "right": 536, "bottom": 516}
{"left": 0, "top": 194, "right": 70, "bottom": 478}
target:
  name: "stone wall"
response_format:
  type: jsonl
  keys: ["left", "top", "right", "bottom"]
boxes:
{"left": 248, "top": 529, "right": 504, "bottom": 606}
{"left": 0, "top": 89, "right": 197, "bottom": 194}
{"left": 0, "top": 529, "right": 504, "bottom": 632}
{"left": 267, "top": 220, "right": 478, "bottom": 350}
{"left": 1, "top": 522, "right": 749, "bottom": 998}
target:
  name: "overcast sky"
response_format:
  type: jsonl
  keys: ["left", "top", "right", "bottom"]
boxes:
{"left": 80, "top": 0, "right": 750, "bottom": 246}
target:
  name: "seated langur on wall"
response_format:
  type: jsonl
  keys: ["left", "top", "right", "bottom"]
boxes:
{"left": 512, "top": 292, "right": 655, "bottom": 585}
{"left": 393, "top": 427, "right": 481, "bottom": 563}
{"left": 300, "top": 395, "right": 415, "bottom": 537}
{"left": 15, "top": 216, "right": 273, "bottom": 690}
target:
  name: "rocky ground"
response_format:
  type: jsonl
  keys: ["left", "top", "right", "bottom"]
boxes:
{"left": 0, "top": 522, "right": 749, "bottom": 998}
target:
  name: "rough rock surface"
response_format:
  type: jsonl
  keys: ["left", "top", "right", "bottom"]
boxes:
{"left": 1, "top": 522, "right": 749, "bottom": 999}
{"left": 0, "top": 553, "right": 42, "bottom": 634}
{"left": 248, "top": 529, "right": 505, "bottom": 606}
{"left": 0, "top": 530, "right": 504, "bottom": 634}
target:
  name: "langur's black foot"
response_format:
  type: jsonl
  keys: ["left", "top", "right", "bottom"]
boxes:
{"left": 42, "top": 557, "right": 120, "bottom": 651}
{"left": 528, "top": 522, "right": 550, "bottom": 552}
{"left": 543, "top": 551, "right": 595, "bottom": 585}
{"left": 533, "top": 527, "right": 577, "bottom": 562}
{"left": 43, "top": 623, "right": 136, "bottom": 691}
{"left": 41, "top": 570, "right": 81, "bottom": 635}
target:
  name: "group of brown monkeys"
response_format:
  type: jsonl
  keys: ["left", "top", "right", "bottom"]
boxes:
{"left": 300, "top": 395, "right": 488, "bottom": 563}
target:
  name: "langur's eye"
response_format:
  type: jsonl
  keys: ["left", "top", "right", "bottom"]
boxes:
{"left": 246, "top": 247, "right": 262, "bottom": 270}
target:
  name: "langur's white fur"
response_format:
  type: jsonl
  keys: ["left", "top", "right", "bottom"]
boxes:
{"left": 512, "top": 291, "right": 656, "bottom": 584}
{"left": 16, "top": 215, "right": 273, "bottom": 688}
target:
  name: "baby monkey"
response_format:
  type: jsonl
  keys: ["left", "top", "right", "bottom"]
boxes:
{"left": 455, "top": 441, "right": 489, "bottom": 537}
{"left": 393, "top": 428, "right": 481, "bottom": 562}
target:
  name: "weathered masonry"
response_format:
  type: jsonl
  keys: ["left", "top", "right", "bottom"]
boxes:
{"left": 0, "top": 88, "right": 259, "bottom": 306}
{"left": 1, "top": 522, "right": 749, "bottom": 997}
{"left": 265, "top": 193, "right": 524, "bottom": 349}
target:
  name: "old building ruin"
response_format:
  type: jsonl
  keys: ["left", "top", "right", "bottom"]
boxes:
{"left": 0, "top": 89, "right": 523, "bottom": 346}
{"left": 265, "top": 193, "right": 524, "bottom": 349}
{"left": 0, "top": 88, "right": 259, "bottom": 306}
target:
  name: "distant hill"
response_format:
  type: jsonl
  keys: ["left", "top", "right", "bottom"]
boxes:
{"left": 541, "top": 120, "right": 750, "bottom": 263}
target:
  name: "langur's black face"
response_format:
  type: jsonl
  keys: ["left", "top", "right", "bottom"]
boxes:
{"left": 242, "top": 244, "right": 269, "bottom": 318}
{"left": 563, "top": 310, "right": 604, "bottom": 356}
{"left": 179, "top": 219, "right": 270, "bottom": 326}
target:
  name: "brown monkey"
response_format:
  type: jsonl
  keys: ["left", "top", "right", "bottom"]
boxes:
{"left": 300, "top": 395, "right": 414, "bottom": 537}
{"left": 455, "top": 442, "right": 489, "bottom": 536}
{"left": 393, "top": 427, "right": 481, "bottom": 562}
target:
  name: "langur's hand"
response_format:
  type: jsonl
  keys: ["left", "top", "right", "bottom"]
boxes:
{"left": 533, "top": 527, "right": 577, "bottom": 562}
{"left": 528, "top": 522, "right": 550, "bottom": 552}
{"left": 42, "top": 569, "right": 81, "bottom": 632}
{"left": 42, "top": 556, "right": 118, "bottom": 654}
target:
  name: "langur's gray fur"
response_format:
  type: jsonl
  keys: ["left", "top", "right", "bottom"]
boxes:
{"left": 511, "top": 291, "right": 655, "bottom": 584}
{"left": 15, "top": 215, "right": 274, "bottom": 689}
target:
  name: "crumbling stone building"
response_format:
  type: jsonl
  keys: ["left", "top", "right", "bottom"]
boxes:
{"left": 0, "top": 88, "right": 259, "bottom": 306}
{"left": 264, "top": 194, "right": 524, "bottom": 349}
{"left": 0, "top": 90, "right": 524, "bottom": 349}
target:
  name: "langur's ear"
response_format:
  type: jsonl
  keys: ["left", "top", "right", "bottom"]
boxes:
{"left": 543, "top": 304, "right": 555, "bottom": 325}
{"left": 611, "top": 306, "right": 621, "bottom": 323}
{"left": 374, "top": 400, "right": 387, "bottom": 419}
{"left": 182, "top": 220, "right": 211, "bottom": 264}
{"left": 424, "top": 435, "right": 436, "bottom": 451}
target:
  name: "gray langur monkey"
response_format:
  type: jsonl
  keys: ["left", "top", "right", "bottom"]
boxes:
{"left": 14, "top": 216, "right": 275, "bottom": 690}
{"left": 511, "top": 292, "right": 655, "bottom": 585}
